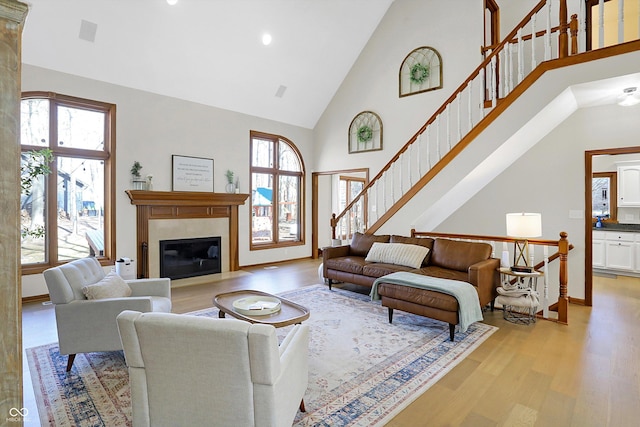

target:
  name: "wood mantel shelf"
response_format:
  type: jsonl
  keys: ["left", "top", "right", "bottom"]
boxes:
{"left": 125, "top": 190, "right": 250, "bottom": 278}
{"left": 126, "top": 190, "right": 249, "bottom": 207}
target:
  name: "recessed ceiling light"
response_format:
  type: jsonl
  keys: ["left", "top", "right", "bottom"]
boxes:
{"left": 167, "top": 0, "right": 178, "bottom": 5}
{"left": 262, "top": 33, "right": 272, "bottom": 46}
{"left": 618, "top": 87, "right": 640, "bottom": 107}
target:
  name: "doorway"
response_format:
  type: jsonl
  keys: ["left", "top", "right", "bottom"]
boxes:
{"left": 585, "top": 146, "right": 640, "bottom": 306}
{"left": 312, "top": 168, "right": 369, "bottom": 259}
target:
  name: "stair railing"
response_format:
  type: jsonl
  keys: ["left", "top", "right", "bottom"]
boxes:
{"left": 411, "top": 229, "right": 573, "bottom": 324}
{"left": 331, "top": 0, "right": 586, "bottom": 241}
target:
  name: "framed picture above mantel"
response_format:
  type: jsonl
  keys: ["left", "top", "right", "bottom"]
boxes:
{"left": 172, "top": 155, "right": 214, "bottom": 192}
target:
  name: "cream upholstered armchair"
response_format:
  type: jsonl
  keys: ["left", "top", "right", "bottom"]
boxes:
{"left": 117, "top": 310, "right": 309, "bottom": 427}
{"left": 43, "top": 257, "right": 171, "bottom": 371}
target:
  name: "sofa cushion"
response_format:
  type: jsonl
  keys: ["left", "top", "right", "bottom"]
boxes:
{"left": 350, "top": 232, "right": 390, "bottom": 257}
{"left": 429, "top": 239, "right": 492, "bottom": 272}
{"left": 413, "top": 265, "right": 470, "bottom": 284}
{"left": 365, "top": 242, "right": 430, "bottom": 269}
{"left": 325, "top": 256, "right": 367, "bottom": 275}
{"left": 82, "top": 271, "right": 133, "bottom": 300}
{"left": 390, "top": 235, "right": 434, "bottom": 266}
{"left": 362, "top": 262, "right": 415, "bottom": 278}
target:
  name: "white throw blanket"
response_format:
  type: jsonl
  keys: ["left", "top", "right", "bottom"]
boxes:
{"left": 371, "top": 272, "right": 483, "bottom": 332}
{"left": 496, "top": 286, "right": 540, "bottom": 308}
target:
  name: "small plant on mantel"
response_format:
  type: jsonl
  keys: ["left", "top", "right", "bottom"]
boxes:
{"left": 225, "top": 170, "right": 235, "bottom": 193}
{"left": 131, "top": 161, "right": 143, "bottom": 178}
{"left": 130, "top": 161, "right": 146, "bottom": 190}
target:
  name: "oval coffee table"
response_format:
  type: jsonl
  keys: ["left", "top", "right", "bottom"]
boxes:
{"left": 213, "top": 290, "right": 310, "bottom": 327}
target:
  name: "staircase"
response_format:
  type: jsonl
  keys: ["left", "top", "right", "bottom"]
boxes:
{"left": 331, "top": 0, "right": 640, "bottom": 241}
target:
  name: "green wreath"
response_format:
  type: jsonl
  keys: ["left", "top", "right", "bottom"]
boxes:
{"left": 357, "top": 125, "right": 373, "bottom": 143}
{"left": 409, "top": 63, "right": 430, "bottom": 85}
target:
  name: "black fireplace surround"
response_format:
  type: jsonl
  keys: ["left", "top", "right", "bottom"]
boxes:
{"left": 160, "top": 236, "right": 221, "bottom": 280}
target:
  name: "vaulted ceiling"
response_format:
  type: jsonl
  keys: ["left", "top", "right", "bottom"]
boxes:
{"left": 22, "top": 0, "right": 395, "bottom": 129}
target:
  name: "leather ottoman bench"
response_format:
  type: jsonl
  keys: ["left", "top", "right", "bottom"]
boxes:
{"left": 375, "top": 282, "right": 459, "bottom": 341}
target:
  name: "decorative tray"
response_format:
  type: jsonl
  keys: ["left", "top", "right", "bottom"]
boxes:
{"left": 232, "top": 296, "right": 281, "bottom": 316}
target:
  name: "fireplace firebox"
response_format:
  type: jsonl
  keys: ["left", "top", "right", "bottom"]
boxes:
{"left": 160, "top": 236, "right": 221, "bottom": 280}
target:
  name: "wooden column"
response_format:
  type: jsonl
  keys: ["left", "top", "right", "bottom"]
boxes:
{"left": 125, "top": 191, "right": 249, "bottom": 278}
{"left": 0, "top": 0, "right": 28, "bottom": 424}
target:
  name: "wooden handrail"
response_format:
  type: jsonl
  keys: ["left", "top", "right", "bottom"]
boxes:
{"left": 411, "top": 229, "right": 571, "bottom": 324}
{"left": 482, "top": 13, "right": 579, "bottom": 54}
{"left": 331, "top": 0, "right": 550, "bottom": 231}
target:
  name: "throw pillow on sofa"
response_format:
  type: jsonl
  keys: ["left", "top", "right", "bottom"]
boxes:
{"left": 82, "top": 271, "right": 132, "bottom": 300}
{"left": 365, "top": 242, "right": 430, "bottom": 269}
{"left": 390, "top": 235, "right": 434, "bottom": 266}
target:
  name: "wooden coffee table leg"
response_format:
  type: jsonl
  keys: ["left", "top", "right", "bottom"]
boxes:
{"left": 218, "top": 310, "right": 226, "bottom": 318}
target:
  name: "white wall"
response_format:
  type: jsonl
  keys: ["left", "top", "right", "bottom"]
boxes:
{"left": 314, "top": 0, "right": 485, "bottom": 175}
{"left": 22, "top": 64, "right": 314, "bottom": 297}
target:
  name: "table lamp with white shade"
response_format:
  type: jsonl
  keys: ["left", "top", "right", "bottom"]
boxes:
{"left": 506, "top": 212, "right": 542, "bottom": 273}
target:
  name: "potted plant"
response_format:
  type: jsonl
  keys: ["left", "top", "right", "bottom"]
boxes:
{"left": 225, "top": 170, "right": 235, "bottom": 193}
{"left": 131, "top": 161, "right": 146, "bottom": 190}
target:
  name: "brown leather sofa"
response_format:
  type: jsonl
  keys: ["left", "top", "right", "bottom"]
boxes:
{"left": 322, "top": 233, "right": 500, "bottom": 340}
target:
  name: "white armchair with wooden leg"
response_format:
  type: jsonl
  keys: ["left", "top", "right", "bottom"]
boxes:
{"left": 43, "top": 257, "right": 171, "bottom": 371}
{"left": 117, "top": 310, "right": 309, "bottom": 427}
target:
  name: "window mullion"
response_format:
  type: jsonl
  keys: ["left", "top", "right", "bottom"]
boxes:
{"left": 273, "top": 162, "right": 279, "bottom": 243}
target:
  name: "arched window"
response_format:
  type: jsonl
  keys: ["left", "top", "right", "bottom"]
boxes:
{"left": 250, "top": 131, "right": 305, "bottom": 249}
{"left": 21, "top": 92, "right": 115, "bottom": 272}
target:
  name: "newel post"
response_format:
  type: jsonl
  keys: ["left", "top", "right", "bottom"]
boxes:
{"left": 570, "top": 14, "right": 579, "bottom": 55}
{"left": 558, "top": 0, "right": 569, "bottom": 58}
{"left": 557, "top": 231, "right": 569, "bottom": 324}
{"left": 331, "top": 213, "right": 337, "bottom": 240}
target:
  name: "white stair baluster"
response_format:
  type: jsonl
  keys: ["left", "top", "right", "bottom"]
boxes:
{"left": 545, "top": 0, "right": 552, "bottom": 60}
{"left": 446, "top": 103, "right": 451, "bottom": 151}
{"left": 436, "top": 115, "right": 441, "bottom": 160}
{"left": 467, "top": 80, "right": 473, "bottom": 130}
{"left": 425, "top": 127, "right": 431, "bottom": 169}
{"left": 491, "top": 55, "right": 497, "bottom": 108}
{"left": 579, "top": 0, "right": 586, "bottom": 53}
{"left": 531, "top": 13, "right": 537, "bottom": 70}
{"left": 479, "top": 68, "right": 485, "bottom": 118}
{"left": 517, "top": 27, "right": 524, "bottom": 83}
{"left": 619, "top": 0, "right": 625, "bottom": 44}
{"left": 390, "top": 164, "right": 395, "bottom": 205}
{"left": 457, "top": 93, "right": 462, "bottom": 143}
{"left": 398, "top": 153, "right": 403, "bottom": 196}
{"left": 416, "top": 132, "right": 421, "bottom": 178}
{"left": 543, "top": 246, "right": 549, "bottom": 318}
{"left": 599, "top": 0, "right": 605, "bottom": 49}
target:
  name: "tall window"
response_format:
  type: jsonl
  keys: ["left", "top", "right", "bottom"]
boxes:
{"left": 250, "top": 131, "right": 304, "bottom": 249}
{"left": 21, "top": 92, "right": 115, "bottom": 272}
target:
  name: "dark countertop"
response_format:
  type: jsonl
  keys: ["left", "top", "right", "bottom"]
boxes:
{"left": 593, "top": 223, "right": 640, "bottom": 232}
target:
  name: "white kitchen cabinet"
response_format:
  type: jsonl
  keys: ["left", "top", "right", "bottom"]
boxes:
{"left": 592, "top": 238, "right": 606, "bottom": 267}
{"left": 606, "top": 240, "right": 634, "bottom": 270}
{"left": 605, "top": 232, "right": 635, "bottom": 271}
{"left": 618, "top": 165, "right": 640, "bottom": 206}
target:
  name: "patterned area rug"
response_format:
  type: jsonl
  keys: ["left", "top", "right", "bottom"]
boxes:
{"left": 27, "top": 284, "right": 497, "bottom": 426}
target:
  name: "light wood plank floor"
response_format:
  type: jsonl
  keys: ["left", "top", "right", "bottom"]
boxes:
{"left": 22, "top": 259, "right": 640, "bottom": 426}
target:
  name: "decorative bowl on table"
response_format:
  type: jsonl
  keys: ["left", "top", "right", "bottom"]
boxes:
{"left": 232, "top": 296, "right": 281, "bottom": 316}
